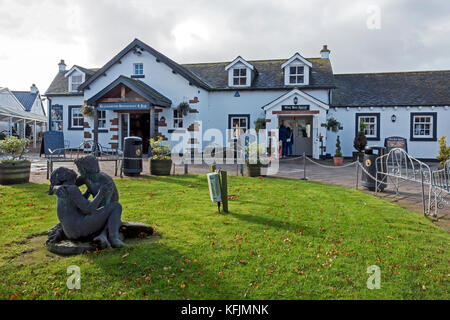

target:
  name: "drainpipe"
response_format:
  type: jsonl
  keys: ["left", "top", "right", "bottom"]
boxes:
{"left": 93, "top": 104, "right": 99, "bottom": 155}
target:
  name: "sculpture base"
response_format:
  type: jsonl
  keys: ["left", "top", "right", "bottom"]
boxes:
{"left": 46, "top": 222, "right": 155, "bottom": 256}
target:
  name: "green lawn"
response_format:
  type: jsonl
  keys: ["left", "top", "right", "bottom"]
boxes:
{"left": 0, "top": 175, "right": 448, "bottom": 300}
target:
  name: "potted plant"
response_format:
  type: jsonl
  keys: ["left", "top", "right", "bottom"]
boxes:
{"left": 437, "top": 136, "right": 450, "bottom": 169}
{"left": 327, "top": 117, "right": 340, "bottom": 133}
{"left": 149, "top": 137, "right": 172, "bottom": 176}
{"left": 254, "top": 118, "right": 266, "bottom": 132}
{"left": 245, "top": 142, "right": 267, "bottom": 177}
{"left": 81, "top": 103, "right": 94, "bottom": 118}
{"left": 0, "top": 136, "right": 31, "bottom": 185}
{"left": 333, "top": 136, "right": 343, "bottom": 166}
{"left": 177, "top": 102, "right": 191, "bottom": 117}
{"left": 353, "top": 120, "right": 368, "bottom": 162}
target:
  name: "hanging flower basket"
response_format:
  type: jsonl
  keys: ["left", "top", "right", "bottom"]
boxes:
{"left": 177, "top": 102, "right": 191, "bottom": 116}
{"left": 81, "top": 103, "right": 94, "bottom": 118}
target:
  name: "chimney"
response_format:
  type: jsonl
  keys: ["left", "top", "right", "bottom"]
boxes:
{"left": 30, "top": 84, "right": 38, "bottom": 94}
{"left": 58, "top": 59, "right": 66, "bottom": 72}
{"left": 320, "top": 45, "right": 330, "bottom": 60}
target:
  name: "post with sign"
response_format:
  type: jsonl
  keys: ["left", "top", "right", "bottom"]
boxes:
{"left": 220, "top": 170, "right": 229, "bottom": 213}
{"left": 207, "top": 172, "right": 222, "bottom": 213}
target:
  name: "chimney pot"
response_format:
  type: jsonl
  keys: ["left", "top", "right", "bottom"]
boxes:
{"left": 320, "top": 45, "right": 330, "bottom": 60}
{"left": 30, "top": 84, "right": 38, "bottom": 94}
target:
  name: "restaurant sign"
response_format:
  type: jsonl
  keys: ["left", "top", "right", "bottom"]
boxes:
{"left": 98, "top": 102, "right": 150, "bottom": 111}
{"left": 282, "top": 105, "right": 310, "bottom": 111}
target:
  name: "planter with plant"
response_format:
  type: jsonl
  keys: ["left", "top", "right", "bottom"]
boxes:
{"left": 254, "top": 118, "right": 267, "bottom": 132}
{"left": 81, "top": 103, "right": 94, "bottom": 118}
{"left": 353, "top": 119, "right": 368, "bottom": 162}
{"left": 333, "top": 136, "right": 343, "bottom": 166}
{"left": 245, "top": 142, "right": 268, "bottom": 177}
{"left": 0, "top": 136, "right": 31, "bottom": 185}
{"left": 437, "top": 136, "right": 450, "bottom": 169}
{"left": 149, "top": 137, "right": 172, "bottom": 176}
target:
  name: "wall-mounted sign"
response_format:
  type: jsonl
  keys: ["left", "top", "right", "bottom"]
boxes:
{"left": 385, "top": 136, "right": 408, "bottom": 153}
{"left": 282, "top": 105, "right": 310, "bottom": 111}
{"left": 98, "top": 102, "right": 150, "bottom": 111}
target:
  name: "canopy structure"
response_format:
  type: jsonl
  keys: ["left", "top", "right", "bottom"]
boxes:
{"left": 0, "top": 105, "right": 47, "bottom": 148}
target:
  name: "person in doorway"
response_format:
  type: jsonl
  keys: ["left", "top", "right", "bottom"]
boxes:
{"left": 279, "top": 124, "right": 288, "bottom": 158}
{"left": 286, "top": 126, "right": 294, "bottom": 156}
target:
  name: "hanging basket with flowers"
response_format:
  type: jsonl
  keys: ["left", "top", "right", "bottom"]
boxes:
{"left": 177, "top": 102, "right": 191, "bottom": 116}
{"left": 81, "top": 103, "right": 94, "bottom": 118}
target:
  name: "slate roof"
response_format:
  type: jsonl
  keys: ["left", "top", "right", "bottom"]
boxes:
{"left": 182, "top": 58, "right": 336, "bottom": 90}
{"left": 86, "top": 76, "right": 172, "bottom": 107}
{"left": 332, "top": 71, "right": 450, "bottom": 107}
{"left": 11, "top": 91, "right": 38, "bottom": 111}
{"left": 45, "top": 67, "right": 98, "bottom": 96}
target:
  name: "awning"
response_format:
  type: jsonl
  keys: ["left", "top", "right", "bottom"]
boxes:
{"left": 0, "top": 105, "right": 47, "bottom": 122}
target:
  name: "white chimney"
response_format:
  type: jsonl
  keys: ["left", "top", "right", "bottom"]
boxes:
{"left": 320, "top": 45, "right": 330, "bottom": 60}
{"left": 58, "top": 59, "right": 67, "bottom": 72}
{"left": 30, "top": 84, "right": 38, "bottom": 94}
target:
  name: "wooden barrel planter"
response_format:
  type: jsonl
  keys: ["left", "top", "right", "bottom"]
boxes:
{"left": 0, "top": 161, "right": 31, "bottom": 185}
{"left": 246, "top": 163, "right": 262, "bottom": 177}
{"left": 150, "top": 159, "right": 172, "bottom": 176}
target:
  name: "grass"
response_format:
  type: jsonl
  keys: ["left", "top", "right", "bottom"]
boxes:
{"left": 0, "top": 175, "right": 448, "bottom": 300}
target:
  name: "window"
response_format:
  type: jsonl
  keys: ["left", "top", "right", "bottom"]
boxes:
{"left": 289, "top": 66, "right": 304, "bottom": 84}
{"left": 71, "top": 75, "right": 83, "bottom": 92}
{"left": 173, "top": 109, "right": 183, "bottom": 128}
{"left": 410, "top": 113, "right": 437, "bottom": 141}
{"left": 355, "top": 113, "right": 380, "bottom": 141}
{"left": 97, "top": 110, "right": 106, "bottom": 129}
{"left": 68, "top": 106, "right": 83, "bottom": 130}
{"left": 228, "top": 114, "right": 250, "bottom": 138}
{"left": 134, "top": 63, "right": 144, "bottom": 75}
{"left": 51, "top": 105, "right": 63, "bottom": 132}
{"left": 232, "top": 68, "right": 247, "bottom": 86}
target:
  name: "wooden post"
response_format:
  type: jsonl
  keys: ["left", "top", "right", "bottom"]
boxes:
{"left": 33, "top": 120, "right": 37, "bottom": 148}
{"left": 210, "top": 165, "right": 216, "bottom": 173}
{"left": 149, "top": 105, "right": 156, "bottom": 139}
{"left": 93, "top": 104, "right": 99, "bottom": 155}
{"left": 220, "top": 170, "right": 229, "bottom": 213}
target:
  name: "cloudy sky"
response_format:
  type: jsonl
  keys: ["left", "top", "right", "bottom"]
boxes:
{"left": 0, "top": 0, "right": 449, "bottom": 92}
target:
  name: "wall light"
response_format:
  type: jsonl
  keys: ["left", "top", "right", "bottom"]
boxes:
{"left": 391, "top": 115, "right": 397, "bottom": 123}
{"left": 294, "top": 97, "right": 299, "bottom": 105}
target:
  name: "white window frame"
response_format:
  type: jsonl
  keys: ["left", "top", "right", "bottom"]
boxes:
{"left": 71, "top": 107, "right": 84, "bottom": 129}
{"left": 289, "top": 66, "right": 305, "bottom": 85}
{"left": 358, "top": 115, "right": 378, "bottom": 138}
{"left": 230, "top": 115, "right": 249, "bottom": 139}
{"left": 97, "top": 110, "right": 107, "bottom": 129}
{"left": 133, "top": 63, "right": 144, "bottom": 76}
{"left": 232, "top": 68, "right": 247, "bottom": 86}
{"left": 70, "top": 75, "right": 83, "bottom": 92}
{"left": 173, "top": 109, "right": 183, "bottom": 128}
{"left": 413, "top": 115, "right": 433, "bottom": 138}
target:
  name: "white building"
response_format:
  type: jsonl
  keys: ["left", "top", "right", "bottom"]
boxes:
{"left": 45, "top": 39, "right": 450, "bottom": 160}
{"left": 0, "top": 85, "right": 47, "bottom": 148}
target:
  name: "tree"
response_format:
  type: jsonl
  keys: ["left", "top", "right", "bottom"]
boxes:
{"left": 437, "top": 136, "right": 450, "bottom": 165}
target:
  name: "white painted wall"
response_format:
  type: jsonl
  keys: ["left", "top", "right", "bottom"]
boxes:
{"left": 49, "top": 95, "right": 85, "bottom": 148}
{"left": 326, "top": 106, "right": 450, "bottom": 160}
{"left": 0, "top": 88, "right": 24, "bottom": 111}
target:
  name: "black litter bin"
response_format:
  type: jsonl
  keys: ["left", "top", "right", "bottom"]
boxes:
{"left": 361, "top": 146, "right": 387, "bottom": 191}
{"left": 123, "top": 137, "right": 143, "bottom": 176}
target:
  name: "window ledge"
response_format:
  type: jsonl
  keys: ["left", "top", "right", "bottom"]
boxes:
{"left": 68, "top": 127, "right": 84, "bottom": 131}
{"left": 131, "top": 75, "right": 145, "bottom": 79}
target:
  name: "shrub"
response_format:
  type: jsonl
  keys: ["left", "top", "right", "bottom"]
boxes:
{"left": 0, "top": 136, "right": 29, "bottom": 161}
{"left": 335, "top": 136, "right": 343, "bottom": 158}
{"left": 150, "top": 137, "right": 171, "bottom": 160}
{"left": 254, "top": 118, "right": 266, "bottom": 132}
{"left": 437, "top": 136, "right": 450, "bottom": 165}
{"left": 81, "top": 103, "right": 94, "bottom": 118}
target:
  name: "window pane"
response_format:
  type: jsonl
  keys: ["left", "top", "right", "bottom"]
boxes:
{"left": 290, "top": 67, "right": 296, "bottom": 74}
{"left": 298, "top": 66, "right": 304, "bottom": 74}
{"left": 240, "top": 78, "right": 246, "bottom": 85}
{"left": 233, "top": 78, "right": 240, "bottom": 85}
{"left": 240, "top": 69, "right": 246, "bottom": 76}
{"left": 233, "top": 69, "right": 240, "bottom": 76}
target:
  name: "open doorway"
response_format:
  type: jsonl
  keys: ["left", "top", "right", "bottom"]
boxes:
{"left": 280, "top": 117, "right": 313, "bottom": 156}
{"left": 120, "top": 112, "right": 151, "bottom": 154}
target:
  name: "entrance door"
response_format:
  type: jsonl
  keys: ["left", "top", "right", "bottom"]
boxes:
{"left": 294, "top": 118, "right": 313, "bottom": 156}
{"left": 129, "top": 113, "right": 150, "bottom": 154}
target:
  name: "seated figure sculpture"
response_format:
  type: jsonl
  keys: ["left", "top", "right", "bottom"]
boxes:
{"left": 48, "top": 165, "right": 126, "bottom": 249}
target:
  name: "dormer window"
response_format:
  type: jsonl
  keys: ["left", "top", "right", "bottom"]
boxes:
{"left": 233, "top": 68, "right": 247, "bottom": 86}
{"left": 289, "top": 66, "right": 304, "bottom": 84}
{"left": 225, "top": 56, "right": 254, "bottom": 88}
{"left": 282, "top": 53, "right": 312, "bottom": 86}
{"left": 71, "top": 75, "right": 83, "bottom": 92}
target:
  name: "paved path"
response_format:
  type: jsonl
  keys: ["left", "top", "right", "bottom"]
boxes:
{"left": 28, "top": 154, "right": 449, "bottom": 232}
